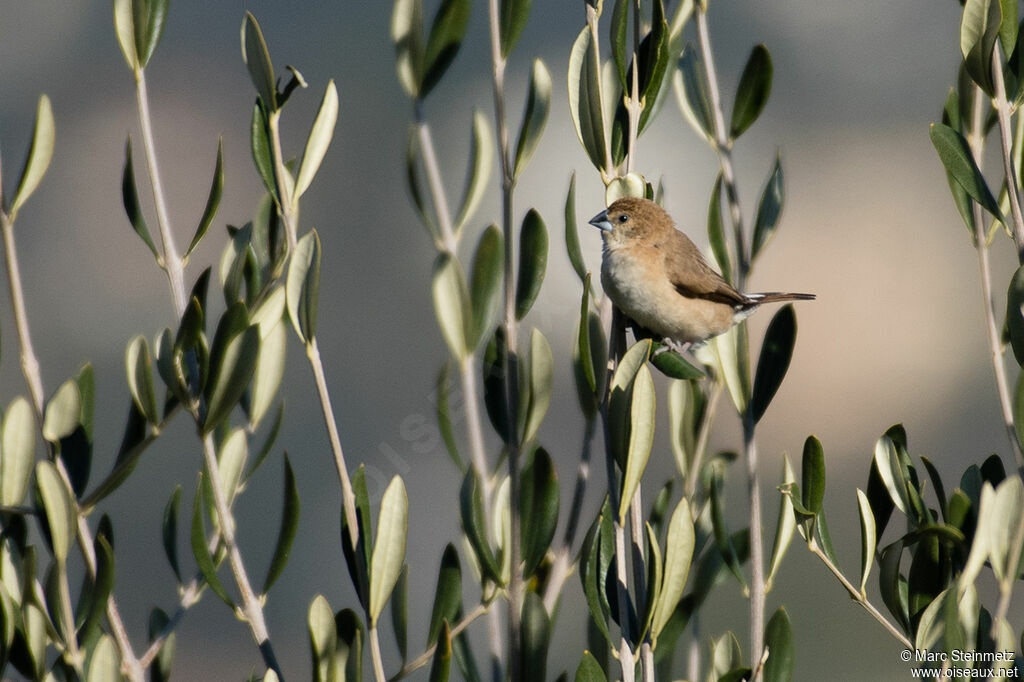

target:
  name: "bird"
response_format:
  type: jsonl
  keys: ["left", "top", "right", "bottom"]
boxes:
{"left": 588, "top": 197, "right": 814, "bottom": 348}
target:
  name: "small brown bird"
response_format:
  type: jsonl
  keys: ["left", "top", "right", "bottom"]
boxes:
{"left": 589, "top": 197, "right": 814, "bottom": 347}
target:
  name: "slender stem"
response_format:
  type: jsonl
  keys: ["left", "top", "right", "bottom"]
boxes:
{"left": 369, "top": 626, "right": 387, "bottom": 682}
{"left": 696, "top": 8, "right": 748, "bottom": 287}
{"left": 2, "top": 206, "right": 146, "bottom": 682}
{"left": 135, "top": 67, "right": 282, "bottom": 678}
{"left": 613, "top": 520, "right": 636, "bottom": 682}
{"left": 628, "top": 488, "right": 654, "bottom": 682}
{"left": 685, "top": 383, "right": 723, "bottom": 503}
{"left": 306, "top": 339, "right": 360, "bottom": 548}
{"left": 744, "top": 415, "right": 766, "bottom": 681}
{"left": 991, "top": 49, "right": 1024, "bottom": 259}
{"left": 389, "top": 602, "right": 490, "bottom": 681}
{"left": 0, "top": 210, "right": 46, "bottom": 415}
{"left": 687, "top": 614, "right": 701, "bottom": 682}
{"left": 414, "top": 108, "right": 458, "bottom": 254}
{"left": 487, "top": 0, "right": 523, "bottom": 678}
{"left": 135, "top": 70, "right": 186, "bottom": 315}
{"left": 138, "top": 574, "right": 204, "bottom": 669}
{"left": 199, "top": 432, "right": 282, "bottom": 677}
{"left": 542, "top": 415, "right": 596, "bottom": 612}
{"left": 268, "top": 111, "right": 299, "bottom": 251}
{"left": 56, "top": 565, "right": 83, "bottom": 672}
{"left": 808, "top": 541, "right": 913, "bottom": 650}
{"left": 967, "top": 85, "right": 1024, "bottom": 469}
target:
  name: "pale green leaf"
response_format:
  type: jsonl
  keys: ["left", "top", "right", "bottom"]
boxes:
{"left": 43, "top": 379, "right": 80, "bottom": 442}
{"left": 513, "top": 59, "right": 551, "bottom": 179}
{"left": 294, "top": 80, "right": 338, "bottom": 204}
{"left": 286, "top": 230, "right": 322, "bottom": 344}
{"left": 36, "top": 461, "right": 76, "bottom": 564}
{"left": 1, "top": 397, "right": 35, "bottom": 506}
{"left": 369, "top": 476, "right": 409, "bottom": 625}
{"left": 619, "top": 364, "right": 655, "bottom": 522}
{"left": 10, "top": 95, "right": 56, "bottom": 219}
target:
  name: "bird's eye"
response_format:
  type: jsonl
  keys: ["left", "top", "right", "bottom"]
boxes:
{"left": 618, "top": 214, "right": 629, "bottom": 223}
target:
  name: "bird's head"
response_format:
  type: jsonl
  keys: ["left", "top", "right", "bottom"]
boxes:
{"left": 588, "top": 197, "right": 673, "bottom": 247}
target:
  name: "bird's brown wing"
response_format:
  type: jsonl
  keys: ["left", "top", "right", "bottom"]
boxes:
{"left": 662, "top": 229, "right": 746, "bottom": 306}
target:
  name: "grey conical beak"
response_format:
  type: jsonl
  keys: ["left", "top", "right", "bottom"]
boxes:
{"left": 588, "top": 209, "right": 613, "bottom": 233}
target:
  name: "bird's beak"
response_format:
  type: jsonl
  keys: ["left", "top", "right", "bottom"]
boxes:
{"left": 588, "top": 209, "right": 613, "bottom": 233}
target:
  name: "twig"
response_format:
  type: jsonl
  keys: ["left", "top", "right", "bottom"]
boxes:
{"left": 743, "top": 415, "right": 766, "bottom": 678}
{"left": 306, "top": 339, "right": 359, "bottom": 548}
{"left": 369, "top": 626, "right": 387, "bottom": 682}
{"left": 991, "top": 49, "right": 1024, "bottom": 258}
{"left": 389, "top": 601, "right": 491, "bottom": 681}
{"left": 808, "top": 541, "right": 912, "bottom": 650}
{"left": 695, "top": 8, "right": 748, "bottom": 287}
{"left": 966, "top": 83, "right": 1024, "bottom": 469}
{"left": 133, "top": 65, "right": 283, "bottom": 678}
{"left": 268, "top": 111, "right": 298, "bottom": 251}
{"left": 1, "top": 205, "right": 146, "bottom": 682}
{"left": 486, "top": 0, "right": 523, "bottom": 678}
{"left": 414, "top": 105, "right": 457, "bottom": 254}
{"left": 135, "top": 71, "right": 186, "bottom": 315}
{"left": 684, "top": 382, "right": 723, "bottom": 503}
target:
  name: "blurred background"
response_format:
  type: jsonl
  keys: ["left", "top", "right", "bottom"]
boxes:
{"left": 0, "top": 0, "right": 1015, "bottom": 679}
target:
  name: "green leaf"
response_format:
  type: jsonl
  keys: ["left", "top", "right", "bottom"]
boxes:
{"left": 521, "top": 448, "right": 559, "bottom": 577}
{"left": 520, "top": 591, "right": 550, "bottom": 681}
{"left": 763, "top": 607, "right": 794, "bottom": 682}
{"left": 43, "top": 379, "right": 81, "bottom": 442}
{"left": 113, "top": 0, "right": 139, "bottom": 70}
{"left": 636, "top": 0, "right": 671, "bottom": 133}
{"left": 308, "top": 594, "right": 337, "bottom": 681}
{"left": 35, "top": 461, "right": 76, "bottom": 564}
{"left": 453, "top": 112, "right": 494, "bottom": 234}
{"left": 929, "top": 123, "right": 1003, "bottom": 221}
{"left": 499, "top": 0, "right": 532, "bottom": 57}
{"left": 148, "top": 608, "right": 175, "bottom": 682}
{"left": 752, "top": 156, "right": 784, "bottom": 261}
{"left": 432, "top": 253, "right": 473, "bottom": 360}
{"left": 87, "top": 634, "right": 120, "bottom": 682}
{"left": 730, "top": 45, "right": 773, "bottom": 139}
{"left": 392, "top": 0, "right": 425, "bottom": 99}
{"left": 186, "top": 139, "right": 224, "bottom": 259}
{"left": 9, "top": 94, "right": 55, "bottom": 220}
{"left": 751, "top": 305, "right": 797, "bottom": 424}
{"left": 459, "top": 471, "right": 501, "bottom": 583}
{"left": 564, "top": 174, "right": 588, "bottom": 284}
{"left": 249, "top": 321, "right": 286, "bottom": 431}
{"left": 674, "top": 46, "right": 714, "bottom": 143}
{"left": 568, "top": 26, "right": 609, "bottom": 172}
{"left": 133, "top": 0, "right": 169, "bottom": 69}
{"left": 121, "top": 138, "right": 159, "bottom": 260}
{"left": 514, "top": 59, "right": 551, "bottom": 179}
{"left": 422, "top": 0, "right": 471, "bottom": 98}
{"left": 707, "top": 173, "right": 732, "bottom": 284}
{"left": 286, "top": 230, "right": 322, "bottom": 344}
{"left": 369, "top": 476, "right": 409, "bottom": 626}
{"left": 711, "top": 324, "right": 750, "bottom": 414}
{"left": 1007, "top": 264, "right": 1024, "bottom": 365}
{"left": 469, "top": 225, "right": 503, "bottom": 349}
{"left": 429, "top": 621, "right": 453, "bottom": 682}
{"left": 427, "top": 545, "right": 462, "bottom": 646}
{"left": 576, "top": 275, "right": 597, "bottom": 395}
{"left": 650, "top": 347, "right": 704, "bottom": 380}
{"left": 242, "top": 12, "right": 277, "bottom": 110}
{"left": 190, "top": 474, "right": 234, "bottom": 607}
{"left": 1, "top": 397, "right": 35, "bottom": 506}
{"left": 523, "top": 329, "right": 553, "bottom": 444}
{"left": 294, "top": 81, "right": 338, "bottom": 205}
{"left": 800, "top": 435, "right": 825, "bottom": 515}
{"left": 342, "top": 466, "right": 372, "bottom": 612}
{"left": 711, "top": 471, "right": 748, "bottom": 589}
{"left": 125, "top": 335, "right": 159, "bottom": 425}
{"left": 263, "top": 455, "right": 300, "bottom": 593}
{"left": 217, "top": 429, "right": 248, "bottom": 511}
{"left": 608, "top": 339, "right": 653, "bottom": 469}
{"left": 162, "top": 485, "right": 182, "bottom": 583}
{"left": 515, "top": 209, "right": 548, "bottom": 320}
{"left": 203, "top": 326, "right": 260, "bottom": 434}
{"left": 960, "top": 0, "right": 1002, "bottom": 94}
{"left": 250, "top": 104, "right": 278, "bottom": 204}
{"left": 855, "top": 489, "right": 876, "bottom": 596}
{"left": 619, "top": 364, "right": 656, "bottom": 522}
{"left": 650, "top": 496, "right": 694, "bottom": 644}
{"left": 610, "top": 0, "right": 628, "bottom": 90}
{"left": 574, "top": 650, "right": 608, "bottom": 682}
{"left": 767, "top": 456, "right": 797, "bottom": 589}
{"left": 405, "top": 130, "right": 439, "bottom": 242}
{"left": 435, "top": 363, "right": 464, "bottom": 472}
